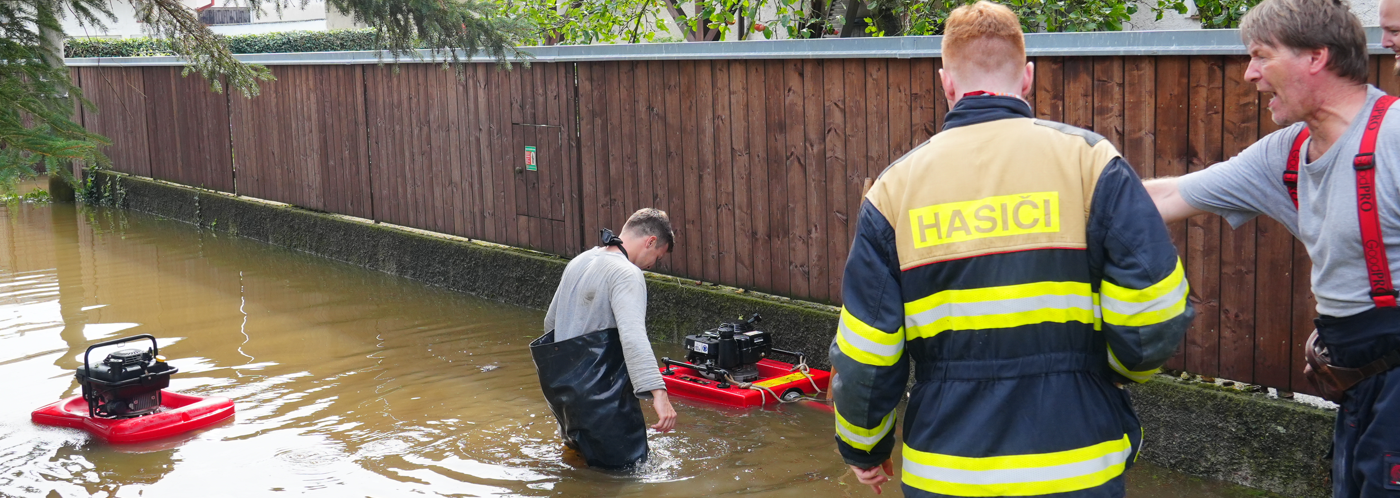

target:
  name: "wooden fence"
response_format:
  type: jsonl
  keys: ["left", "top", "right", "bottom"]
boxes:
{"left": 69, "top": 52, "right": 1400, "bottom": 394}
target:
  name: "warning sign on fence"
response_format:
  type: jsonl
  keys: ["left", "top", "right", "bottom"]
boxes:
{"left": 525, "top": 146, "right": 537, "bottom": 171}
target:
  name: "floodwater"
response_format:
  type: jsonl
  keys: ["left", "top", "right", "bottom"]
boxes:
{"left": 0, "top": 200, "right": 1280, "bottom": 498}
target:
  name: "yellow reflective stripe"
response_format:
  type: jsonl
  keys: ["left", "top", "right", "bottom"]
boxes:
{"left": 836, "top": 307, "right": 904, "bottom": 367}
{"left": 1102, "top": 259, "right": 1185, "bottom": 303}
{"left": 1101, "top": 291, "right": 1187, "bottom": 327}
{"left": 1101, "top": 260, "right": 1189, "bottom": 327}
{"left": 901, "top": 435, "right": 1132, "bottom": 497}
{"left": 835, "top": 408, "right": 896, "bottom": 451}
{"left": 1107, "top": 343, "right": 1157, "bottom": 383}
{"left": 903, "top": 282, "right": 1097, "bottom": 340}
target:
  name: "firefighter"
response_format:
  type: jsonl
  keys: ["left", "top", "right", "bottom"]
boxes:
{"left": 830, "top": 2, "right": 1194, "bottom": 496}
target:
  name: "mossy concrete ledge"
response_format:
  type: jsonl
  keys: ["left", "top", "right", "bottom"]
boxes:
{"left": 1126, "top": 377, "right": 1336, "bottom": 497}
{"left": 95, "top": 171, "right": 1339, "bottom": 496}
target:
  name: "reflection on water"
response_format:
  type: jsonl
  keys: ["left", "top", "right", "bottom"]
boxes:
{"left": 0, "top": 202, "right": 1276, "bottom": 497}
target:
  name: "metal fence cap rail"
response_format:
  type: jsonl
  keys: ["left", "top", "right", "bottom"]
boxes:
{"left": 65, "top": 27, "right": 1392, "bottom": 66}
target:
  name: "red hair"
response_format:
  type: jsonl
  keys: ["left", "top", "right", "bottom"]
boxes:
{"left": 941, "top": 2, "right": 1026, "bottom": 81}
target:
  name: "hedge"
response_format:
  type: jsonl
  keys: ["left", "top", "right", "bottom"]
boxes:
{"left": 64, "top": 29, "right": 404, "bottom": 58}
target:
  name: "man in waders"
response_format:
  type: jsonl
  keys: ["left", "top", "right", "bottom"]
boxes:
{"left": 830, "top": 2, "right": 1194, "bottom": 496}
{"left": 1145, "top": 0, "right": 1400, "bottom": 495}
{"left": 531, "top": 208, "right": 678, "bottom": 470}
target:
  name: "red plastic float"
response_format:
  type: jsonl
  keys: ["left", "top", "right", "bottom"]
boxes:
{"left": 660, "top": 358, "right": 830, "bottom": 408}
{"left": 32, "top": 390, "right": 235, "bottom": 444}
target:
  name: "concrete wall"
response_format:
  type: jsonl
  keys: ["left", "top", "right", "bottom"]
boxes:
{"left": 89, "top": 169, "right": 1338, "bottom": 498}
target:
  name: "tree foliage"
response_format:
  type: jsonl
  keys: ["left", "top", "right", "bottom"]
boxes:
{"left": 1151, "top": 0, "right": 1259, "bottom": 28}
{"left": 2, "top": 0, "right": 528, "bottom": 191}
{"left": 500, "top": 0, "right": 838, "bottom": 45}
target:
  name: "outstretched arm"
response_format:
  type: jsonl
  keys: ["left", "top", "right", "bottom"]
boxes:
{"left": 1142, "top": 177, "right": 1208, "bottom": 224}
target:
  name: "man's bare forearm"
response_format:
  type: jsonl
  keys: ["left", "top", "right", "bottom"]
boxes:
{"left": 1143, "top": 176, "right": 1208, "bottom": 224}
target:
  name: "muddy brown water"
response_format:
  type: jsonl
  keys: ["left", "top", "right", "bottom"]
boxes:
{"left": 0, "top": 201, "right": 1280, "bottom": 498}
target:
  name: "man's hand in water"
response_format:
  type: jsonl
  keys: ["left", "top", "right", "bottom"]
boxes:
{"left": 851, "top": 459, "right": 894, "bottom": 494}
{"left": 650, "top": 390, "right": 677, "bottom": 432}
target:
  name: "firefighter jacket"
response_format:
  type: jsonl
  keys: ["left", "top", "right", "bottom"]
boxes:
{"left": 831, "top": 95, "right": 1193, "bottom": 497}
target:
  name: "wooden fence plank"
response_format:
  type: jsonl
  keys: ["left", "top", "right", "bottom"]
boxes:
{"left": 825, "top": 59, "right": 849, "bottom": 303}
{"left": 911, "top": 58, "right": 938, "bottom": 147}
{"left": 143, "top": 67, "right": 178, "bottom": 185}
{"left": 804, "top": 59, "right": 828, "bottom": 303}
{"left": 633, "top": 62, "right": 655, "bottom": 227}
{"left": 682, "top": 61, "right": 704, "bottom": 278}
{"left": 560, "top": 63, "right": 581, "bottom": 254}
{"left": 887, "top": 59, "right": 912, "bottom": 162}
{"left": 648, "top": 61, "right": 670, "bottom": 261}
{"left": 664, "top": 61, "right": 689, "bottom": 275}
{"left": 1093, "top": 57, "right": 1125, "bottom": 151}
{"left": 864, "top": 60, "right": 889, "bottom": 184}
{"left": 512, "top": 67, "right": 533, "bottom": 247}
{"left": 476, "top": 65, "right": 498, "bottom": 242}
{"left": 698, "top": 59, "right": 720, "bottom": 283}
{"left": 730, "top": 61, "right": 754, "bottom": 289}
{"left": 619, "top": 62, "right": 640, "bottom": 226}
{"left": 844, "top": 58, "right": 869, "bottom": 296}
{"left": 461, "top": 66, "right": 481, "bottom": 238}
{"left": 1035, "top": 56, "right": 1065, "bottom": 122}
{"left": 1123, "top": 57, "right": 1156, "bottom": 181}
{"left": 1186, "top": 55, "right": 1224, "bottom": 377}
{"left": 493, "top": 66, "right": 513, "bottom": 243}
{"left": 767, "top": 60, "right": 790, "bottom": 294}
{"left": 380, "top": 66, "right": 401, "bottom": 226}
{"left": 785, "top": 59, "right": 808, "bottom": 297}
{"left": 749, "top": 61, "right": 773, "bottom": 291}
{"left": 578, "top": 63, "right": 600, "bottom": 251}
{"left": 715, "top": 61, "right": 737, "bottom": 286}
{"left": 433, "top": 66, "right": 452, "bottom": 234}
{"left": 1064, "top": 57, "right": 1094, "bottom": 129}
{"left": 451, "top": 66, "right": 471, "bottom": 238}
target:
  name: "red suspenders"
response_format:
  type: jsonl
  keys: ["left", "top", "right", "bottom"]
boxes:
{"left": 1281, "top": 95, "right": 1399, "bottom": 308}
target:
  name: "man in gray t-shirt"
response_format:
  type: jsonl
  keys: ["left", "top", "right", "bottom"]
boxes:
{"left": 1167, "top": 86, "right": 1400, "bottom": 318}
{"left": 1145, "top": 0, "right": 1400, "bottom": 495}
{"left": 534, "top": 208, "right": 677, "bottom": 469}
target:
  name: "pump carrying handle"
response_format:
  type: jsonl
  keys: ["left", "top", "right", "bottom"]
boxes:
{"left": 769, "top": 347, "right": 806, "bottom": 365}
{"left": 660, "top": 357, "right": 731, "bottom": 378}
{"left": 82, "top": 334, "right": 159, "bottom": 381}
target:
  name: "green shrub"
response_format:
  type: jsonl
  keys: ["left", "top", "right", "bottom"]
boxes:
{"left": 64, "top": 29, "right": 397, "bottom": 58}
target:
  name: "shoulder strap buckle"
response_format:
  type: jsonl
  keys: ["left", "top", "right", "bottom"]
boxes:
{"left": 1354, "top": 152, "right": 1376, "bottom": 170}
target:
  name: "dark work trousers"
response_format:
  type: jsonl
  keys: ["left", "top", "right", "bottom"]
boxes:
{"left": 1316, "top": 307, "right": 1400, "bottom": 498}
{"left": 530, "top": 328, "right": 648, "bottom": 470}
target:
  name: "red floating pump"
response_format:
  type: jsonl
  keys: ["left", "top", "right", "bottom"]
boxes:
{"left": 659, "top": 314, "right": 831, "bottom": 408}
{"left": 31, "top": 335, "right": 234, "bottom": 444}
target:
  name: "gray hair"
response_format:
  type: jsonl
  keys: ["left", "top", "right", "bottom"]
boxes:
{"left": 1240, "top": 0, "right": 1369, "bottom": 84}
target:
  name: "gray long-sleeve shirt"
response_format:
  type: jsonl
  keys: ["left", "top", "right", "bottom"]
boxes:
{"left": 543, "top": 246, "right": 666, "bottom": 397}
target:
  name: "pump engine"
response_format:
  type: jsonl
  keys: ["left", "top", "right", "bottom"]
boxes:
{"left": 75, "top": 335, "right": 179, "bottom": 419}
{"left": 683, "top": 314, "right": 773, "bottom": 382}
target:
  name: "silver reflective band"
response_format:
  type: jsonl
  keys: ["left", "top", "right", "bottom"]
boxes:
{"left": 905, "top": 294, "right": 1097, "bottom": 328}
{"left": 1100, "top": 279, "right": 1188, "bottom": 316}
{"left": 903, "top": 444, "right": 1131, "bottom": 485}
{"left": 837, "top": 411, "right": 896, "bottom": 446}
{"left": 839, "top": 320, "right": 904, "bottom": 358}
